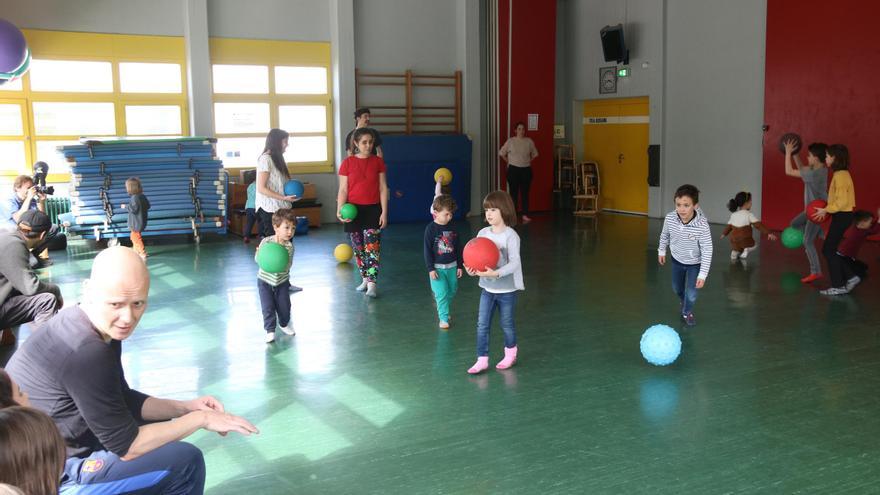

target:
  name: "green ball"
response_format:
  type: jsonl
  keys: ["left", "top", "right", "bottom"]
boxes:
{"left": 257, "top": 242, "right": 289, "bottom": 273}
{"left": 781, "top": 227, "right": 804, "bottom": 249}
{"left": 340, "top": 203, "right": 358, "bottom": 221}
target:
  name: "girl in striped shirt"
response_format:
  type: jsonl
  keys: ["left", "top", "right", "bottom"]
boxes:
{"left": 658, "top": 184, "right": 714, "bottom": 326}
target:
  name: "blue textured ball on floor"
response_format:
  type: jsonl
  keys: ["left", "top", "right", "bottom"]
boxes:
{"left": 640, "top": 324, "right": 682, "bottom": 366}
{"left": 284, "top": 179, "right": 305, "bottom": 198}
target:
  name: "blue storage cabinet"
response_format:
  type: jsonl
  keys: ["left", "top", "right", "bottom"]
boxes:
{"left": 380, "top": 134, "right": 471, "bottom": 223}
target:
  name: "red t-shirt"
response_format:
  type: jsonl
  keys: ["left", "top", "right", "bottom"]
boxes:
{"left": 838, "top": 222, "right": 880, "bottom": 258}
{"left": 339, "top": 155, "right": 387, "bottom": 204}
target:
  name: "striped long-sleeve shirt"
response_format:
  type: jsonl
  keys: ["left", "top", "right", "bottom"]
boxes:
{"left": 658, "top": 209, "right": 713, "bottom": 280}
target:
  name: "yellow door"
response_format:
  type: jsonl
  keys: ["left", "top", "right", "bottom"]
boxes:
{"left": 583, "top": 97, "right": 649, "bottom": 214}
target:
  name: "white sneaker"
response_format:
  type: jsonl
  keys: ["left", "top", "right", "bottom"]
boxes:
{"left": 820, "top": 287, "right": 849, "bottom": 296}
{"left": 264, "top": 332, "right": 276, "bottom": 343}
{"left": 366, "top": 282, "right": 378, "bottom": 298}
{"left": 740, "top": 247, "right": 755, "bottom": 259}
{"left": 845, "top": 276, "right": 861, "bottom": 291}
{"left": 280, "top": 322, "right": 296, "bottom": 336}
{"left": 730, "top": 251, "right": 741, "bottom": 260}
{"left": 355, "top": 278, "right": 369, "bottom": 291}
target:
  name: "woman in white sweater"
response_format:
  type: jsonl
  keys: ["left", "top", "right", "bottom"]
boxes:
{"left": 498, "top": 122, "right": 538, "bottom": 223}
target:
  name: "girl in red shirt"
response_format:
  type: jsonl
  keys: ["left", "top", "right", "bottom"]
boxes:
{"left": 337, "top": 128, "right": 389, "bottom": 297}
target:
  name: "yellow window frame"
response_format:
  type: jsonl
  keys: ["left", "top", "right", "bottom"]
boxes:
{"left": 0, "top": 30, "right": 190, "bottom": 182}
{"left": 210, "top": 37, "right": 334, "bottom": 174}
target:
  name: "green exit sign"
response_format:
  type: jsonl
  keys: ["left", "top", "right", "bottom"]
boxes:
{"left": 617, "top": 67, "right": 630, "bottom": 77}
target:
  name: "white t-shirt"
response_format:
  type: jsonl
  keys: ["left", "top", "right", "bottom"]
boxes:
{"left": 726, "top": 209, "right": 759, "bottom": 228}
{"left": 255, "top": 152, "right": 291, "bottom": 213}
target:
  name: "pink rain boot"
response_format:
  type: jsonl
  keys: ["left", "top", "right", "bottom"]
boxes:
{"left": 496, "top": 346, "right": 518, "bottom": 369}
{"left": 467, "top": 356, "right": 489, "bottom": 374}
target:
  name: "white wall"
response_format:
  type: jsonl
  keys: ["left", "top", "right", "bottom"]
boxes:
{"left": 207, "top": 0, "right": 330, "bottom": 41}
{"left": 558, "top": 0, "right": 767, "bottom": 221}
{"left": 0, "top": 0, "right": 185, "bottom": 35}
{"left": 662, "top": 0, "right": 767, "bottom": 223}
{"left": 0, "top": 0, "right": 330, "bottom": 41}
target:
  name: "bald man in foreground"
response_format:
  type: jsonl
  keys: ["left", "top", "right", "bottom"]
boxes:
{"left": 7, "top": 247, "right": 257, "bottom": 494}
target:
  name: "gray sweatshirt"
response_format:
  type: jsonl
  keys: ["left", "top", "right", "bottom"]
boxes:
{"left": 477, "top": 226, "right": 524, "bottom": 293}
{"left": 0, "top": 231, "right": 61, "bottom": 305}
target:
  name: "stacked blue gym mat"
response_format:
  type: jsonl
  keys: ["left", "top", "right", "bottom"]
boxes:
{"left": 58, "top": 137, "right": 227, "bottom": 241}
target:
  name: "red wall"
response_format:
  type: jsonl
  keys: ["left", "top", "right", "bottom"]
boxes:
{"left": 762, "top": 0, "right": 880, "bottom": 228}
{"left": 497, "top": 0, "right": 556, "bottom": 212}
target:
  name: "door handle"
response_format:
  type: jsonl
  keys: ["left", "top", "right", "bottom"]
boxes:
{"left": 618, "top": 153, "right": 624, "bottom": 164}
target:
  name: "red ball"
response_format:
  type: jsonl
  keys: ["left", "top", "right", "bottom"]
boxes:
{"left": 806, "top": 199, "right": 827, "bottom": 224}
{"left": 463, "top": 237, "right": 500, "bottom": 272}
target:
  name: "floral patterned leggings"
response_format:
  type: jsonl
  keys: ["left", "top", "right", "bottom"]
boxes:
{"left": 350, "top": 229, "right": 382, "bottom": 282}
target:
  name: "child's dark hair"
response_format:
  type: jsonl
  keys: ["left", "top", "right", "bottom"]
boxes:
{"left": 352, "top": 128, "right": 375, "bottom": 153}
{"left": 674, "top": 184, "right": 700, "bottom": 204}
{"left": 853, "top": 210, "right": 874, "bottom": 224}
{"left": 514, "top": 121, "right": 525, "bottom": 131}
{"left": 727, "top": 191, "right": 751, "bottom": 212}
{"left": 272, "top": 208, "right": 297, "bottom": 227}
{"left": 827, "top": 144, "right": 849, "bottom": 171}
{"left": 483, "top": 190, "right": 517, "bottom": 227}
{"left": 432, "top": 194, "right": 457, "bottom": 214}
{"left": 807, "top": 142, "right": 828, "bottom": 162}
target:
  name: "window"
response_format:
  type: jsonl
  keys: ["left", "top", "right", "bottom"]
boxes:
{"left": 212, "top": 65, "right": 269, "bottom": 94}
{"left": 215, "top": 137, "right": 265, "bottom": 168}
{"left": 119, "top": 63, "right": 183, "bottom": 93}
{"left": 0, "top": 141, "right": 26, "bottom": 172}
{"left": 0, "top": 104, "right": 24, "bottom": 135}
{"left": 33, "top": 102, "right": 116, "bottom": 135}
{"left": 0, "top": 30, "right": 190, "bottom": 180}
{"left": 125, "top": 106, "right": 182, "bottom": 135}
{"left": 0, "top": 79, "right": 23, "bottom": 91}
{"left": 279, "top": 105, "right": 326, "bottom": 133}
{"left": 214, "top": 103, "right": 270, "bottom": 134}
{"left": 35, "top": 140, "right": 79, "bottom": 175}
{"left": 210, "top": 38, "right": 334, "bottom": 172}
{"left": 29, "top": 60, "right": 114, "bottom": 93}
{"left": 275, "top": 67, "right": 327, "bottom": 94}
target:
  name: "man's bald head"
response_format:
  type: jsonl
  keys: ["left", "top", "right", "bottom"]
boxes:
{"left": 82, "top": 247, "right": 150, "bottom": 340}
{"left": 89, "top": 246, "right": 149, "bottom": 284}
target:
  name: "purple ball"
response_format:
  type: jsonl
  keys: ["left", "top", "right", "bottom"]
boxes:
{"left": 0, "top": 19, "right": 28, "bottom": 73}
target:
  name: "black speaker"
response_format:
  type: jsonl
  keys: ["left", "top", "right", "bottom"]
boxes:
{"left": 600, "top": 24, "right": 629, "bottom": 64}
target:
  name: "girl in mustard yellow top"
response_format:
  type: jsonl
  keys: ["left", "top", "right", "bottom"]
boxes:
{"left": 811, "top": 144, "right": 856, "bottom": 266}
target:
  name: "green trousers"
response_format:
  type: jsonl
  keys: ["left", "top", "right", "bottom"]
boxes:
{"left": 429, "top": 266, "right": 459, "bottom": 323}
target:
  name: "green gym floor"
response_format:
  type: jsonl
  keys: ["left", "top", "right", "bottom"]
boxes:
{"left": 4, "top": 213, "right": 880, "bottom": 494}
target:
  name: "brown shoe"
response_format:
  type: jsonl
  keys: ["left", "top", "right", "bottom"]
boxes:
{"left": 0, "top": 328, "right": 16, "bottom": 347}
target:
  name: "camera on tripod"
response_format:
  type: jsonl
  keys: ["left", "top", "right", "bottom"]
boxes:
{"left": 32, "top": 161, "right": 55, "bottom": 196}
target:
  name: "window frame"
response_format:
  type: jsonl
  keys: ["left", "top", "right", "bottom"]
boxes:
{"left": 210, "top": 38, "right": 334, "bottom": 174}
{"left": 1, "top": 30, "right": 189, "bottom": 181}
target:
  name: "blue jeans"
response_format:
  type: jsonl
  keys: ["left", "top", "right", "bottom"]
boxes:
{"left": 61, "top": 441, "right": 205, "bottom": 495}
{"left": 476, "top": 289, "right": 517, "bottom": 357}
{"left": 671, "top": 257, "right": 700, "bottom": 315}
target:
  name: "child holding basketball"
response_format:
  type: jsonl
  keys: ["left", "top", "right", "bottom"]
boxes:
{"left": 255, "top": 208, "right": 297, "bottom": 343}
{"left": 721, "top": 191, "right": 777, "bottom": 260}
{"left": 424, "top": 194, "right": 463, "bottom": 329}
{"left": 466, "top": 191, "right": 523, "bottom": 374}
{"left": 658, "top": 184, "right": 713, "bottom": 327}
{"left": 811, "top": 144, "right": 857, "bottom": 281}
{"left": 783, "top": 139, "right": 828, "bottom": 282}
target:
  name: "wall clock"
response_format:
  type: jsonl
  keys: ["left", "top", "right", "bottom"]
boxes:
{"left": 599, "top": 66, "right": 617, "bottom": 94}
